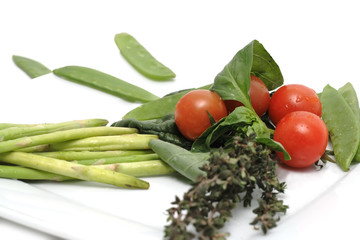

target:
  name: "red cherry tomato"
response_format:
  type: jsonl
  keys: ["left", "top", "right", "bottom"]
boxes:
{"left": 175, "top": 89, "right": 228, "bottom": 141}
{"left": 273, "top": 111, "right": 328, "bottom": 168}
{"left": 224, "top": 75, "right": 270, "bottom": 116}
{"left": 268, "top": 84, "right": 322, "bottom": 125}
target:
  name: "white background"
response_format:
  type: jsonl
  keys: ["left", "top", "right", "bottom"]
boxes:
{"left": 1, "top": 0, "right": 360, "bottom": 239}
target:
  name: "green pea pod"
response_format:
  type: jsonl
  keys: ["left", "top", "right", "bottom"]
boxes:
{"left": 338, "top": 82, "right": 360, "bottom": 161}
{"left": 115, "top": 32, "right": 176, "bottom": 81}
{"left": 13, "top": 55, "right": 52, "bottom": 79}
{"left": 123, "top": 84, "right": 212, "bottom": 120}
{"left": 53, "top": 66, "right": 159, "bottom": 103}
{"left": 320, "top": 84, "right": 360, "bottom": 171}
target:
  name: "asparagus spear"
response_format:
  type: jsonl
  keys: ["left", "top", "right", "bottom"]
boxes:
{"left": 0, "top": 123, "right": 38, "bottom": 130}
{"left": 95, "top": 160, "right": 175, "bottom": 177}
{"left": 0, "top": 119, "right": 108, "bottom": 141}
{"left": 47, "top": 134, "right": 158, "bottom": 151}
{"left": 34, "top": 150, "right": 153, "bottom": 160}
{"left": 16, "top": 144, "right": 51, "bottom": 153}
{"left": 74, "top": 153, "right": 159, "bottom": 165}
{"left": 0, "top": 126, "right": 138, "bottom": 153}
{"left": 0, "top": 165, "right": 71, "bottom": 181}
{"left": 0, "top": 160, "right": 174, "bottom": 180}
{"left": 0, "top": 152, "right": 149, "bottom": 189}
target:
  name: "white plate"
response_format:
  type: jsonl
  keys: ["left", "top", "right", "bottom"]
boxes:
{"left": 1, "top": 1, "right": 360, "bottom": 239}
{"left": 1, "top": 163, "right": 359, "bottom": 240}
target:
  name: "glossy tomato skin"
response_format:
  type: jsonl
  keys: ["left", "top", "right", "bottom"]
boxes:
{"left": 224, "top": 75, "right": 270, "bottom": 116}
{"left": 175, "top": 89, "right": 228, "bottom": 141}
{"left": 268, "top": 84, "right": 322, "bottom": 125}
{"left": 273, "top": 111, "right": 328, "bottom": 168}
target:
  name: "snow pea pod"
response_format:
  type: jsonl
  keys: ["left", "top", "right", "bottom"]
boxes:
{"left": 123, "top": 84, "right": 212, "bottom": 120}
{"left": 320, "top": 84, "right": 360, "bottom": 171}
{"left": 13, "top": 55, "right": 51, "bottom": 79}
{"left": 338, "top": 82, "right": 360, "bottom": 161}
{"left": 53, "top": 66, "right": 159, "bottom": 103}
{"left": 115, "top": 33, "right": 176, "bottom": 81}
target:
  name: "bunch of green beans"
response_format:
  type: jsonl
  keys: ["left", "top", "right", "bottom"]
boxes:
{"left": 0, "top": 119, "right": 175, "bottom": 189}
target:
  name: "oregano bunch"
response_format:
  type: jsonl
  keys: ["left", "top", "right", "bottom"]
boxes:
{"left": 164, "top": 134, "right": 288, "bottom": 239}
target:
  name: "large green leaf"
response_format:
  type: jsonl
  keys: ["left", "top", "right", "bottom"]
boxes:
{"left": 191, "top": 107, "right": 270, "bottom": 152}
{"left": 211, "top": 40, "right": 283, "bottom": 110}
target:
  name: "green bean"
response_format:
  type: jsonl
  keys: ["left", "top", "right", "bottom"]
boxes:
{"left": 320, "top": 84, "right": 360, "bottom": 171}
{"left": 13, "top": 55, "right": 52, "bottom": 79}
{"left": 114, "top": 33, "right": 176, "bottom": 81}
{"left": 53, "top": 66, "right": 159, "bottom": 103}
{"left": 338, "top": 82, "right": 360, "bottom": 161}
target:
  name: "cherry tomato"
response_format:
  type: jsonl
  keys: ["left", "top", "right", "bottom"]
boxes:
{"left": 224, "top": 75, "right": 270, "bottom": 116}
{"left": 273, "top": 111, "right": 328, "bottom": 168}
{"left": 175, "top": 89, "right": 228, "bottom": 141}
{"left": 268, "top": 84, "right": 322, "bottom": 125}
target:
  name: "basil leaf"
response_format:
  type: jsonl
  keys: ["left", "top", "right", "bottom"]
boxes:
{"left": 251, "top": 40, "right": 284, "bottom": 91}
{"left": 211, "top": 40, "right": 283, "bottom": 110}
{"left": 191, "top": 107, "right": 270, "bottom": 152}
{"left": 149, "top": 139, "right": 208, "bottom": 182}
{"left": 255, "top": 138, "right": 291, "bottom": 160}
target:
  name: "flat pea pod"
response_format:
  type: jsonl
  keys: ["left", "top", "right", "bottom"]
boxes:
{"left": 13, "top": 55, "right": 52, "bottom": 79}
{"left": 338, "top": 82, "right": 360, "bottom": 161}
{"left": 53, "top": 66, "right": 159, "bottom": 103}
{"left": 123, "top": 84, "right": 212, "bottom": 120}
{"left": 320, "top": 84, "right": 360, "bottom": 171}
{"left": 114, "top": 33, "right": 176, "bottom": 81}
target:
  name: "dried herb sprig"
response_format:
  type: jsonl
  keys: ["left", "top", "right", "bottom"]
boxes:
{"left": 164, "top": 134, "right": 288, "bottom": 239}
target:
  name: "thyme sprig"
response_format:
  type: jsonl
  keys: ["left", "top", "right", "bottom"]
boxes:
{"left": 165, "top": 134, "right": 288, "bottom": 239}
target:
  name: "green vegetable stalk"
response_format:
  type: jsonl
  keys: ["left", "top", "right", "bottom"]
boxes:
{"left": 0, "top": 160, "right": 173, "bottom": 181}
{"left": 0, "top": 119, "right": 108, "bottom": 141}
{"left": 95, "top": 160, "right": 175, "bottom": 177}
{"left": 35, "top": 150, "right": 153, "bottom": 160}
{"left": 47, "top": 134, "right": 158, "bottom": 151}
{"left": 0, "top": 123, "right": 38, "bottom": 130}
{"left": 74, "top": 153, "right": 159, "bottom": 165}
{"left": 0, "top": 152, "right": 149, "bottom": 189}
{"left": 0, "top": 126, "right": 138, "bottom": 153}
{"left": 0, "top": 165, "right": 71, "bottom": 181}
